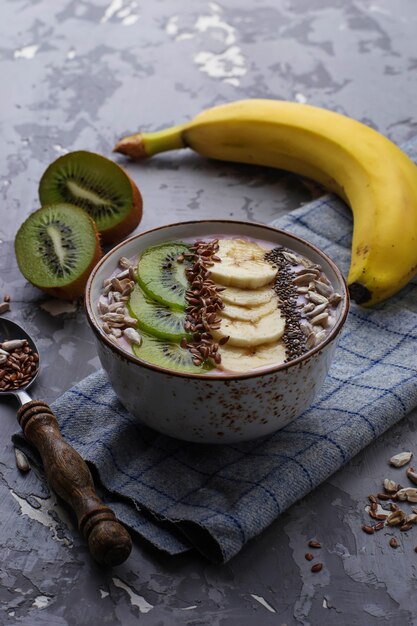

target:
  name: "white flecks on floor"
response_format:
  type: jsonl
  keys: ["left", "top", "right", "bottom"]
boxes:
{"left": 112, "top": 577, "right": 153, "bottom": 613}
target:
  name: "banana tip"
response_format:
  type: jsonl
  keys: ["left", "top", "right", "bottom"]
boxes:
{"left": 348, "top": 281, "right": 372, "bottom": 304}
{"left": 113, "top": 135, "right": 147, "bottom": 160}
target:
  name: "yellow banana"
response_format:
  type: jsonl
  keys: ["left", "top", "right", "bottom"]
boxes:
{"left": 114, "top": 99, "right": 417, "bottom": 306}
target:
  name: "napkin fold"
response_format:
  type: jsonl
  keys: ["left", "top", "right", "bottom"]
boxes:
{"left": 14, "top": 138, "right": 417, "bottom": 563}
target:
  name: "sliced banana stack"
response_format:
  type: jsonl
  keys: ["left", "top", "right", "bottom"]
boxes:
{"left": 211, "top": 239, "right": 286, "bottom": 372}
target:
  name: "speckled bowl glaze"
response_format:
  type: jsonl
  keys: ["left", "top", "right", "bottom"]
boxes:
{"left": 85, "top": 220, "right": 349, "bottom": 443}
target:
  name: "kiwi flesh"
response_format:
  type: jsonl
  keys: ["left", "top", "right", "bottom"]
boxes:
{"left": 132, "top": 332, "right": 213, "bottom": 374}
{"left": 39, "top": 151, "right": 142, "bottom": 244}
{"left": 15, "top": 203, "right": 102, "bottom": 300}
{"left": 137, "top": 242, "right": 190, "bottom": 310}
{"left": 129, "top": 284, "right": 189, "bottom": 341}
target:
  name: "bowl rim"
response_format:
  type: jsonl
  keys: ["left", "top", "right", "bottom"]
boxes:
{"left": 85, "top": 219, "right": 350, "bottom": 380}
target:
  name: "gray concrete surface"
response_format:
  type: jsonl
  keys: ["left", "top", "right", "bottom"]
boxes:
{"left": 1, "top": 0, "right": 417, "bottom": 624}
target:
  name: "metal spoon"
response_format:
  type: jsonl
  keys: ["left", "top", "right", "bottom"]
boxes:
{"left": 0, "top": 317, "right": 132, "bottom": 566}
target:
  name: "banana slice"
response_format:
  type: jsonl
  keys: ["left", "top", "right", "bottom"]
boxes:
{"left": 214, "top": 308, "right": 285, "bottom": 347}
{"left": 210, "top": 239, "right": 277, "bottom": 289}
{"left": 222, "top": 296, "right": 278, "bottom": 322}
{"left": 219, "top": 341, "right": 286, "bottom": 373}
{"left": 219, "top": 283, "right": 275, "bottom": 307}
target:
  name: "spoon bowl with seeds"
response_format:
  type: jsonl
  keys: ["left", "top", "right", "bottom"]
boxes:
{"left": 0, "top": 317, "right": 132, "bottom": 566}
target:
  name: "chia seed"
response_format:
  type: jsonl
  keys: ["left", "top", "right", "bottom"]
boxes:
{"left": 265, "top": 247, "right": 307, "bottom": 362}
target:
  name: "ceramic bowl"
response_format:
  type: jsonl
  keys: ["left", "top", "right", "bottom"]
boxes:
{"left": 85, "top": 220, "right": 349, "bottom": 444}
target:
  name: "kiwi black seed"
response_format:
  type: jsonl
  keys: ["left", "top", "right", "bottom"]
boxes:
{"left": 132, "top": 332, "right": 213, "bottom": 374}
{"left": 137, "top": 242, "right": 190, "bottom": 310}
{"left": 129, "top": 284, "right": 189, "bottom": 341}
{"left": 38, "top": 151, "right": 142, "bottom": 244}
{"left": 14, "top": 203, "right": 101, "bottom": 300}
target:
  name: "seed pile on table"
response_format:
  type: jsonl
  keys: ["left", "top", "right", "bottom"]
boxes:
{"left": 264, "top": 247, "right": 342, "bottom": 362}
{"left": 360, "top": 451, "right": 417, "bottom": 553}
{"left": 305, "top": 539, "right": 324, "bottom": 573}
{"left": 0, "top": 339, "right": 39, "bottom": 390}
{"left": 178, "top": 239, "right": 229, "bottom": 367}
{"left": 98, "top": 256, "right": 142, "bottom": 347}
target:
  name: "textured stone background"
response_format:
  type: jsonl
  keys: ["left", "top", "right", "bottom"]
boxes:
{"left": 1, "top": 0, "right": 417, "bottom": 624}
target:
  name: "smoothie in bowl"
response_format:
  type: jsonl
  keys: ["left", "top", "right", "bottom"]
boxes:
{"left": 85, "top": 220, "right": 349, "bottom": 443}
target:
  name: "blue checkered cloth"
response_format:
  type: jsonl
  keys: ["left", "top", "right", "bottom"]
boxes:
{"left": 14, "top": 139, "right": 417, "bottom": 563}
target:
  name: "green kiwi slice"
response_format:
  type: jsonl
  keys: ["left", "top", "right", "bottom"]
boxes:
{"left": 14, "top": 203, "right": 101, "bottom": 299}
{"left": 129, "top": 284, "right": 189, "bottom": 341}
{"left": 38, "top": 151, "right": 142, "bottom": 244}
{"left": 137, "top": 242, "right": 190, "bottom": 310}
{"left": 132, "top": 332, "right": 213, "bottom": 374}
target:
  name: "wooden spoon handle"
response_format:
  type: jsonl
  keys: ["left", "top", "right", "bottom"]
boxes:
{"left": 17, "top": 399, "right": 132, "bottom": 566}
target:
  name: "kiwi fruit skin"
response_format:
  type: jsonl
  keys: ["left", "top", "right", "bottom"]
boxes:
{"left": 38, "top": 151, "right": 143, "bottom": 244}
{"left": 137, "top": 242, "right": 190, "bottom": 310}
{"left": 15, "top": 203, "right": 102, "bottom": 300}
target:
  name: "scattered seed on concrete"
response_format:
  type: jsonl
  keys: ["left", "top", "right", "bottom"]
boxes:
{"left": 389, "top": 452, "right": 413, "bottom": 467}
{"left": 308, "top": 539, "right": 321, "bottom": 549}
{"left": 305, "top": 553, "right": 314, "bottom": 561}
{"left": 311, "top": 563, "right": 323, "bottom": 573}
{"left": 389, "top": 537, "right": 399, "bottom": 548}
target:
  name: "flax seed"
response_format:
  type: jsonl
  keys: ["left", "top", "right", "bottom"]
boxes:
{"left": 311, "top": 563, "right": 323, "bottom": 573}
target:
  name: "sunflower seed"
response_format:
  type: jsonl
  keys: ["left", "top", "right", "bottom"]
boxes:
{"left": 387, "top": 509, "right": 406, "bottom": 526}
{"left": 308, "top": 291, "right": 329, "bottom": 305}
{"left": 123, "top": 316, "right": 138, "bottom": 327}
{"left": 111, "top": 277, "right": 123, "bottom": 293}
{"left": 362, "top": 524, "right": 375, "bottom": 534}
{"left": 0, "top": 302, "right": 10, "bottom": 314}
{"left": 14, "top": 447, "right": 30, "bottom": 472}
{"left": 329, "top": 293, "right": 342, "bottom": 306}
{"left": 314, "top": 330, "right": 327, "bottom": 344}
{"left": 308, "top": 539, "right": 321, "bottom": 549}
{"left": 115, "top": 269, "right": 130, "bottom": 280}
{"left": 406, "top": 467, "right": 417, "bottom": 485}
{"left": 282, "top": 251, "right": 301, "bottom": 264}
{"left": 384, "top": 479, "right": 399, "bottom": 493}
{"left": 1, "top": 340, "right": 26, "bottom": 351}
{"left": 389, "top": 537, "right": 399, "bottom": 548}
{"left": 101, "top": 313, "right": 125, "bottom": 323}
{"left": 118, "top": 256, "right": 133, "bottom": 269}
{"left": 297, "top": 286, "right": 309, "bottom": 294}
{"left": 101, "top": 323, "right": 111, "bottom": 334}
{"left": 123, "top": 328, "right": 142, "bottom": 346}
{"left": 299, "top": 320, "right": 313, "bottom": 336}
{"left": 303, "top": 303, "right": 316, "bottom": 314}
{"left": 294, "top": 273, "right": 317, "bottom": 286}
{"left": 405, "top": 513, "right": 417, "bottom": 525}
{"left": 390, "top": 452, "right": 413, "bottom": 467}
{"left": 306, "top": 333, "right": 316, "bottom": 350}
{"left": 396, "top": 488, "right": 417, "bottom": 503}
{"left": 314, "top": 280, "right": 333, "bottom": 297}
{"left": 306, "top": 303, "right": 327, "bottom": 318}
{"left": 311, "top": 312, "right": 329, "bottom": 326}
{"left": 98, "top": 300, "right": 109, "bottom": 314}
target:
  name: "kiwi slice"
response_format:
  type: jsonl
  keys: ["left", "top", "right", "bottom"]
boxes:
{"left": 132, "top": 332, "right": 213, "bottom": 374}
{"left": 137, "top": 242, "right": 190, "bottom": 310}
{"left": 129, "top": 284, "right": 189, "bottom": 341}
{"left": 14, "top": 203, "right": 101, "bottom": 300}
{"left": 38, "top": 151, "right": 143, "bottom": 244}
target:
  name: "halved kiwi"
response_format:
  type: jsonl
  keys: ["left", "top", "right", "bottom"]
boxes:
{"left": 15, "top": 203, "right": 102, "bottom": 300}
{"left": 132, "top": 332, "right": 213, "bottom": 374}
{"left": 128, "top": 284, "right": 189, "bottom": 341}
{"left": 39, "top": 151, "right": 143, "bottom": 244}
{"left": 137, "top": 242, "right": 190, "bottom": 310}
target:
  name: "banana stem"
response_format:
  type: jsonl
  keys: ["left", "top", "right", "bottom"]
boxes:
{"left": 114, "top": 125, "right": 187, "bottom": 160}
